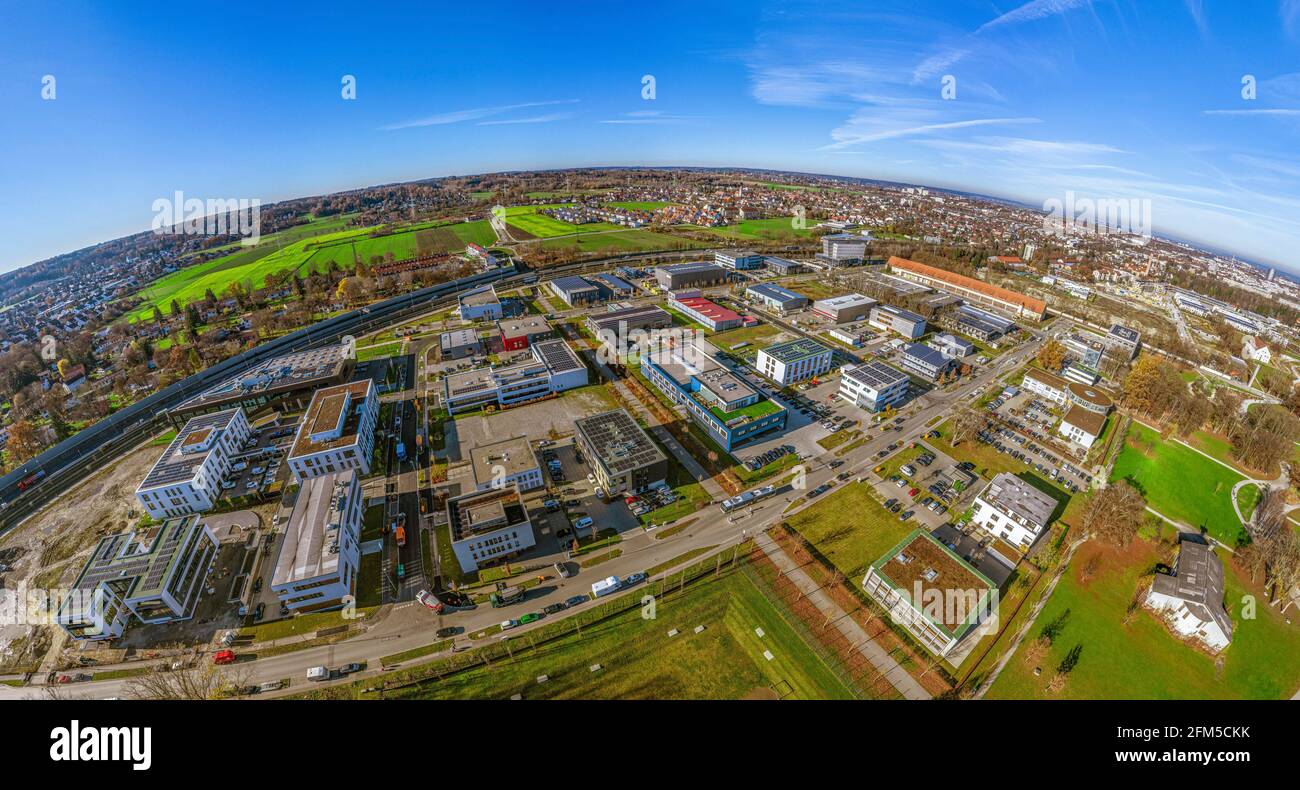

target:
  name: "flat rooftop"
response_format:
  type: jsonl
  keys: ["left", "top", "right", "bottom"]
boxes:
{"left": 1067, "top": 381, "right": 1113, "bottom": 409}
{"left": 459, "top": 285, "right": 500, "bottom": 307}
{"left": 139, "top": 408, "right": 242, "bottom": 491}
{"left": 979, "top": 472, "right": 1058, "bottom": 530}
{"left": 747, "top": 283, "right": 806, "bottom": 303}
{"left": 843, "top": 360, "right": 908, "bottom": 391}
{"left": 902, "top": 343, "right": 951, "bottom": 369}
{"left": 550, "top": 275, "right": 601, "bottom": 295}
{"left": 173, "top": 343, "right": 349, "bottom": 413}
{"left": 497, "top": 315, "right": 551, "bottom": 338}
{"left": 532, "top": 338, "right": 584, "bottom": 374}
{"left": 871, "top": 529, "right": 995, "bottom": 636}
{"left": 673, "top": 296, "right": 742, "bottom": 325}
{"left": 470, "top": 435, "right": 539, "bottom": 488}
{"left": 440, "top": 329, "right": 479, "bottom": 351}
{"left": 289, "top": 379, "right": 374, "bottom": 458}
{"left": 447, "top": 485, "right": 529, "bottom": 541}
{"left": 814, "top": 293, "right": 876, "bottom": 310}
{"left": 1061, "top": 405, "right": 1108, "bottom": 437}
{"left": 874, "top": 304, "right": 926, "bottom": 324}
{"left": 659, "top": 261, "right": 727, "bottom": 274}
{"left": 761, "top": 337, "right": 832, "bottom": 364}
{"left": 63, "top": 515, "right": 207, "bottom": 614}
{"left": 587, "top": 305, "right": 671, "bottom": 334}
{"left": 272, "top": 469, "right": 356, "bottom": 586}
{"left": 574, "top": 409, "right": 667, "bottom": 477}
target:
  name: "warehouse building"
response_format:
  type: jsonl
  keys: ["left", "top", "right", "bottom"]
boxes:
{"left": 586, "top": 304, "right": 673, "bottom": 342}
{"left": 548, "top": 275, "right": 605, "bottom": 307}
{"left": 715, "top": 249, "right": 764, "bottom": 270}
{"left": 812, "top": 293, "right": 877, "bottom": 323}
{"left": 928, "top": 333, "right": 974, "bottom": 359}
{"left": 170, "top": 343, "right": 353, "bottom": 423}
{"left": 763, "top": 256, "right": 806, "bottom": 275}
{"left": 574, "top": 409, "right": 669, "bottom": 496}
{"left": 668, "top": 295, "right": 745, "bottom": 332}
{"left": 869, "top": 304, "right": 927, "bottom": 339}
{"left": 745, "top": 282, "right": 809, "bottom": 312}
{"left": 888, "top": 256, "right": 1046, "bottom": 321}
{"left": 655, "top": 261, "right": 730, "bottom": 290}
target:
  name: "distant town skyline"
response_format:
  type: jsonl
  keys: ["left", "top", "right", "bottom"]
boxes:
{"left": 5, "top": 1, "right": 1300, "bottom": 273}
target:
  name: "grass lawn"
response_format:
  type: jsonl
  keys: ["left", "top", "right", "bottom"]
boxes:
{"left": 356, "top": 341, "right": 402, "bottom": 361}
{"left": 733, "top": 451, "right": 801, "bottom": 485}
{"left": 1111, "top": 422, "right": 1245, "bottom": 544}
{"left": 785, "top": 482, "right": 914, "bottom": 580}
{"left": 987, "top": 538, "right": 1300, "bottom": 699}
{"left": 1186, "top": 429, "right": 1275, "bottom": 477}
{"left": 697, "top": 217, "right": 816, "bottom": 240}
{"left": 504, "top": 204, "right": 619, "bottom": 238}
{"left": 353, "top": 571, "right": 856, "bottom": 700}
{"left": 710, "top": 324, "right": 780, "bottom": 350}
{"left": 537, "top": 229, "right": 688, "bottom": 253}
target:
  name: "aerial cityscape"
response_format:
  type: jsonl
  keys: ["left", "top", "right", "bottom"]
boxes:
{"left": 1, "top": 4, "right": 1298, "bottom": 759}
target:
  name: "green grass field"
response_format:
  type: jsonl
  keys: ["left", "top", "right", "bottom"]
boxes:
{"left": 1111, "top": 422, "right": 1245, "bottom": 544}
{"left": 340, "top": 571, "right": 855, "bottom": 700}
{"left": 504, "top": 204, "right": 621, "bottom": 238}
{"left": 536, "top": 229, "right": 688, "bottom": 253}
{"left": 696, "top": 217, "right": 816, "bottom": 240}
{"left": 124, "top": 217, "right": 492, "bottom": 322}
{"left": 987, "top": 537, "right": 1300, "bottom": 699}
{"left": 785, "top": 482, "right": 914, "bottom": 580}
{"left": 605, "top": 200, "right": 674, "bottom": 210}
{"left": 709, "top": 324, "right": 781, "bottom": 350}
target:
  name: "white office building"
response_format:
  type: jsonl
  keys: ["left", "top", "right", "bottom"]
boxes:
{"left": 287, "top": 379, "right": 379, "bottom": 482}
{"left": 839, "top": 360, "right": 910, "bottom": 412}
{"left": 446, "top": 484, "right": 536, "bottom": 573}
{"left": 970, "top": 473, "right": 1058, "bottom": 552}
{"left": 756, "top": 338, "right": 834, "bottom": 386}
{"left": 470, "top": 435, "right": 544, "bottom": 492}
{"left": 272, "top": 469, "right": 362, "bottom": 613}
{"left": 136, "top": 408, "right": 252, "bottom": 519}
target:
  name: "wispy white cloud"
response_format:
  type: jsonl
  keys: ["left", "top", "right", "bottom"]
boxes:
{"left": 1284, "top": 0, "right": 1300, "bottom": 38}
{"left": 477, "top": 112, "right": 573, "bottom": 126}
{"left": 1183, "top": 0, "right": 1208, "bottom": 37}
{"left": 382, "top": 99, "right": 579, "bottom": 130}
{"left": 826, "top": 116, "right": 1039, "bottom": 149}
{"left": 1202, "top": 108, "right": 1300, "bottom": 116}
{"left": 975, "top": 0, "right": 1094, "bottom": 34}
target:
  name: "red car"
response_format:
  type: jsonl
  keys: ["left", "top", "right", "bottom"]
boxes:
{"left": 908, "top": 488, "right": 920, "bottom": 498}
{"left": 212, "top": 649, "right": 237, "bottom": 665}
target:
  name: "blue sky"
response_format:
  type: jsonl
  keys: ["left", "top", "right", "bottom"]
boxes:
{"left": 3, "top": 0, "right": 1300, "bottom": 272}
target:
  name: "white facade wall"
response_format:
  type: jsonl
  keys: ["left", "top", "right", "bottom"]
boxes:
{"left": 970, "top": 497, "right": 1043, "bottom": 550}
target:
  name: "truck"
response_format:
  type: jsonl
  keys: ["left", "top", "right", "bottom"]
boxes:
{"left": 394, "top": 525, "right": 407, "bottom": 547}
{"left": 489, "top": 584, "right": 526, "bottom": 608}
{"left": 306, "top": 666, "right": 330, "bottom": 682}
{"left": 396, "top": 441, "right": 407, "bottom": 462}
{"left": 591, "top": 575, "right": 621, "bottom": 598}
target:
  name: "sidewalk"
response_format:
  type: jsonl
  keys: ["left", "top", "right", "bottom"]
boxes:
{"left": 753, "top": 531, "right": 931, "bottom": 700}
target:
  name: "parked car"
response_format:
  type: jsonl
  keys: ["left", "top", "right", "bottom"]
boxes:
{"left": 565, "top": 595, "right": 590, "bottom": 607}
{"left": 543, "top": 602, "right": 567, "bottom": 615}
{"left": 500, "top": 619, "right": 520, "bottom": 631}
{"left": 435, "top": 627, "right": 459, "bottom": 638}
{"left": 213, "top": 650, "right": 237, "bottom": 665}
{"left": 339, "top": 662, "right": 365, "bottom": 674}
{"left": 623, "top": 572, "right": 647, "bottom": 587}
{"left": 518, "top": 612, "right": 540, "bottom": 625}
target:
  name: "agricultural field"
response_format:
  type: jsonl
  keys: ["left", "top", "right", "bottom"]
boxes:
{"left": 696, "top": 217, "right": 816, "bottom": 240}
{"left": 605, "top": 200, "right": 674, "bottom": 210}
{"left": 1110, "top": 422, "right": 1245, "bottom": 545}
{"left": 987, "top": 536, "right": 1300, "bottom": 699}
{"left": 536, "top": 229, "right": 688, "bottom": 253}
{"left": 784, "top": 482, "right": 914, "bottom": 580}
{"left": 504, "top": 204, "right": 620, "bottom": 238}
{"left": 124, "top": 217, "right": 492, "bottom": 322}
{"left": 322, "top": 571, "right": 855, "bottom": 700}
{"left": 301, "top": 220, "right": 495, "bottom": 273}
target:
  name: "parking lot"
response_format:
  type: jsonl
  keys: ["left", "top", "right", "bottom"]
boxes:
{"left": 980, "top": 388, "right": 1094, "bottom": 491}
{"left": 865, "top": 439, "right": 975, "bottom": 531}
{"left": 220, "top": 419, "right": 297, "bottom": 501}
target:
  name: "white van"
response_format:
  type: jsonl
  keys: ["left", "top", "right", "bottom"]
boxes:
{"left": 572, "top": 516, "right": 594, "bottom": 530}
{"left": 591, "top": 576, "right": 621, "bottom": 597}
{"left": 306, "top": 666, "right": 330, "bottom": 682}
